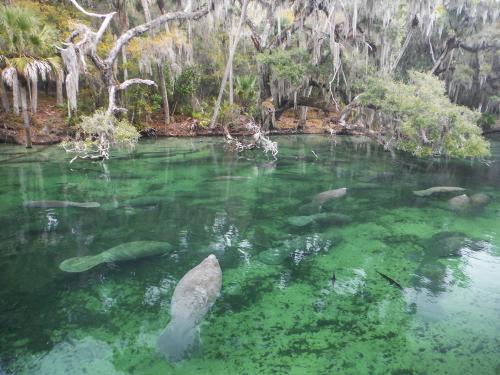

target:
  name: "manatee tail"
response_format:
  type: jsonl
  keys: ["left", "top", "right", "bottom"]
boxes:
{"left": 59, "top": 255, "right": 103, "bottom": 272}
{"left": 157, "top": 320, "right": 200, "bottom": 362}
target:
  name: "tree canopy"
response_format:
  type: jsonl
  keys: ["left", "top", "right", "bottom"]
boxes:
{"left": 0, "top": 0, "right": 498, "bottom": 158}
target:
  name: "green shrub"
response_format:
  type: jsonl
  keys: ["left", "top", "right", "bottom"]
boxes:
{"left": 360, "top": 71, "right": 490, "bottom": 158}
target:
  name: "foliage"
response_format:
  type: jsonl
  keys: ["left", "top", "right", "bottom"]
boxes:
{"left": 360, "top": 71, "right": 489, "bottom": 158}
{"left": 219, "top": 102, "right": 241, "bottom": 128}
{"left": 0, "top": 5, "right": 57, "bottom": 56}
{"left": 257, "top": 48, "right": 310, "bottom": 86}
{"left": 128, "top": 85, "right": 162, "bottom": 125}
{"left": 478, "top": 112, "right": 497, "bottom": 131}
{"left": 62, "top": 110, "right": 139, "bottom": 161}
{"left": 172, "top": 66, "right": 200, "bottom": 115}
{"left": 192, "top": 110, "right": 211, "bottom": 127}
{"left": 234, "top": 75, "right": 257, "bottom": 108}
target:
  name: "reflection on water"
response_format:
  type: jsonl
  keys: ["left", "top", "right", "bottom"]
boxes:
{"left": 0, "top": 135, "right": 499, "bottom": 374}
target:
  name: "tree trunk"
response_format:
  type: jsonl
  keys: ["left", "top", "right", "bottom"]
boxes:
{"left": 56, "top": 69, "right": 64, "bottom": 106}
{"left": 0, "top": 80, "right": 9, "bottom": 112}
{"left": 297, "top": 106, "right": 307, "bottom": 131}
{"left": 157, "top": 64, "right": 170, "bottom": 126}
{"left": 431, "top": 37, "right": 457, "bottom": 75}
{"left": 229, "top": 60, "right": 234, "bottom": 105}
{"left": 30, "top": 76, "right": 38, "bottom": 114}
{"left": 210, "top": 0, "right": 249, "bottom": 129}
{"left": 121, "top": 47, "right": 129, "bottom": 106}
{"left": 228, "top": 31, "right": 234, "bottom": 105}
{"left": 141, "top": 0, "right": 169, "bottom": 126}
{"left": 20, "top": 85, "right": 32, "bottom": 148}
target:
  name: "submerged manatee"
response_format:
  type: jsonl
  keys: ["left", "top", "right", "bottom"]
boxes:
{"left": 470, "top": 193, "right": 491, "bottom": 208}
{"left": 257, "top": 248, "right": 290, "bottom": 265}
{"left": 448, "top": 194, "right": 471, "bottom": 211}
{"left": 257, "top": 233, "right": 342, "bottom": 265}
{"left": 120, "top": 196, "right": 172, "bottom": 208}
{"left": 421, "top": 232, "right": 480, "bottom": 258}
{"left": 59, "top": 241, "right": 172, "bottom": 272}
{"left": 23, "top": 200, "right": 100, "bottom": 209}
{"left": 287, "top": 212, "right": 352, "bottom": 227}
{"left": 413, "top": 186, "right": 465, "bottom": 197}
{"left": 157, "top": 254, "right": 222, "bottom": 362}
{"left": 312, "top": 188, "right": 347, "bottom": 205}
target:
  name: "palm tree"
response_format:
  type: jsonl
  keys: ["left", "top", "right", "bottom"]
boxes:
{"left": 235, "top": 75, "right": 257, "bottom": 109}
{"left": 0, "top": 6, "right": 59, "bottom": 148}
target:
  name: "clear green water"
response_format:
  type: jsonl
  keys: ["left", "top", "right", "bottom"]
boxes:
{"left": 1, "top": 135, "right": 499, "bottom": 375}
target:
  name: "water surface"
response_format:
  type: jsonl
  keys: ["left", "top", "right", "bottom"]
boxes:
{"left": 1, "top": 135, "right": 499, "bottom": 374}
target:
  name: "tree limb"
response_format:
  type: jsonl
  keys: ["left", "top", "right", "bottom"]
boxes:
{"left": 105, "top": 7, "right": 209, "bottom": 65}
{"left": 68, "top": 0, "right": 113, "bottom": 18}
{"left": 117, "top": 78, "right": 157, "bottom": 90}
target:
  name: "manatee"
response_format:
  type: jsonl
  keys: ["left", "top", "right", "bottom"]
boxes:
{"left": 23, "top": 200, "right": 100, "bottom": 209}
{"left": 287, "top": 212, "right": 352, "bottom": 227}
{"left": 422, "top": 232, "right": 471, "bottom": 258}
{"left": 213, "top": 175, "right": 250, "bottom": 181}
{"left": 448, "top": 194, "right": 471, "bottom": 211}
{"left": 157, "top": 254, "right": 222, "bottom": 362}
{"left": 413, "top": 186, "right": 465, "bottom": 197}
{"left": 287, "top": 215, "right": 316, "bottom": 227}
{"left": 313, "top": 188, "right": 347, "bottom": 205}
{"left": 59, "top": 241, "right": 172, "bottom": 272}
{"left": 120, "top": 196, "right": 172, "bottom": 208}
{"left": 470, "top": 193, "right": 491, "bottom": 208}
{"left": 257, "top": 248, "right": 290, "bottom": 265}
{"left": 298, "top": 202, "right": 321, "bottom": 215}
{"left": 257, "top": 234, "right": 342, "bottom": 265}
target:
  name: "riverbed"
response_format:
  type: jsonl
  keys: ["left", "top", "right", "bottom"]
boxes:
{"left": 1, "top": 135, "right": 499, "bottom": 374}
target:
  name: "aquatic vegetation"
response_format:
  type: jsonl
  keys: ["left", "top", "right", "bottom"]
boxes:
{"left": 1, "top": 136, "right": 499, "bottom": 374}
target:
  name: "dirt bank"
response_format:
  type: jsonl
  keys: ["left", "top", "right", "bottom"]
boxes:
{"left": 1, "top": 94, "right": 360, "bottom": 146}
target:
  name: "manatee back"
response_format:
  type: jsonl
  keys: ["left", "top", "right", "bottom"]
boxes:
{"left": 101, "top": 241, "right": 171, "bottom": 262}
{"left": 170, "top": 254, "right": 222, "bottom": 324}
{"left": 157, "top": 255, "right": 222, "bottom": 362}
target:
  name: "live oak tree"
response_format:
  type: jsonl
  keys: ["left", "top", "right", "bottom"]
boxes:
{"left": 2, "top": 0, "right": 497, "bottom": 159}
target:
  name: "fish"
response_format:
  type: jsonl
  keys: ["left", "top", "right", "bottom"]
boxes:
{"left": 59, "top": 241, "right": 172, "bottom": 272}
{"left": 331, "top": 272, "right": 336, "bottom": 287}
{"left": 413, "top": 186, "right": 465, "bottom": 197}
{"left": 376, "top": 271, "right": 403, "bottom": 289}
{"left": 157, "top": 254, "right": 222, "bottom": 362}
{"left": 23, "top": 200, "right": 100, "bottom": 209}
{"left": 312, "top": 188, "right": 347, "bottom": 205}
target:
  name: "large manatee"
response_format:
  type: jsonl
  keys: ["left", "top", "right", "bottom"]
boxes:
{"left": 287, "top": 212, "right": 352, "bottom": 227}
{"left": 470, "top": 193, "right": 491, "bottom": 208}
{"left": 448, "top": 194, "right": 471, "bottom": 211}
{"left": 59, "top": 241, "right": 172, "bottom": 272}
{"left": 23, "top": 200, "right": 100, "bottom": 208}
{"left": 413, "top": 186, "right": 465, "bottom": 197}
{"left": 157, "top": 254, "right": 222, "bottom": 362}
{"left": 312, "top": 188, "right": 347, "bottom": 205}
